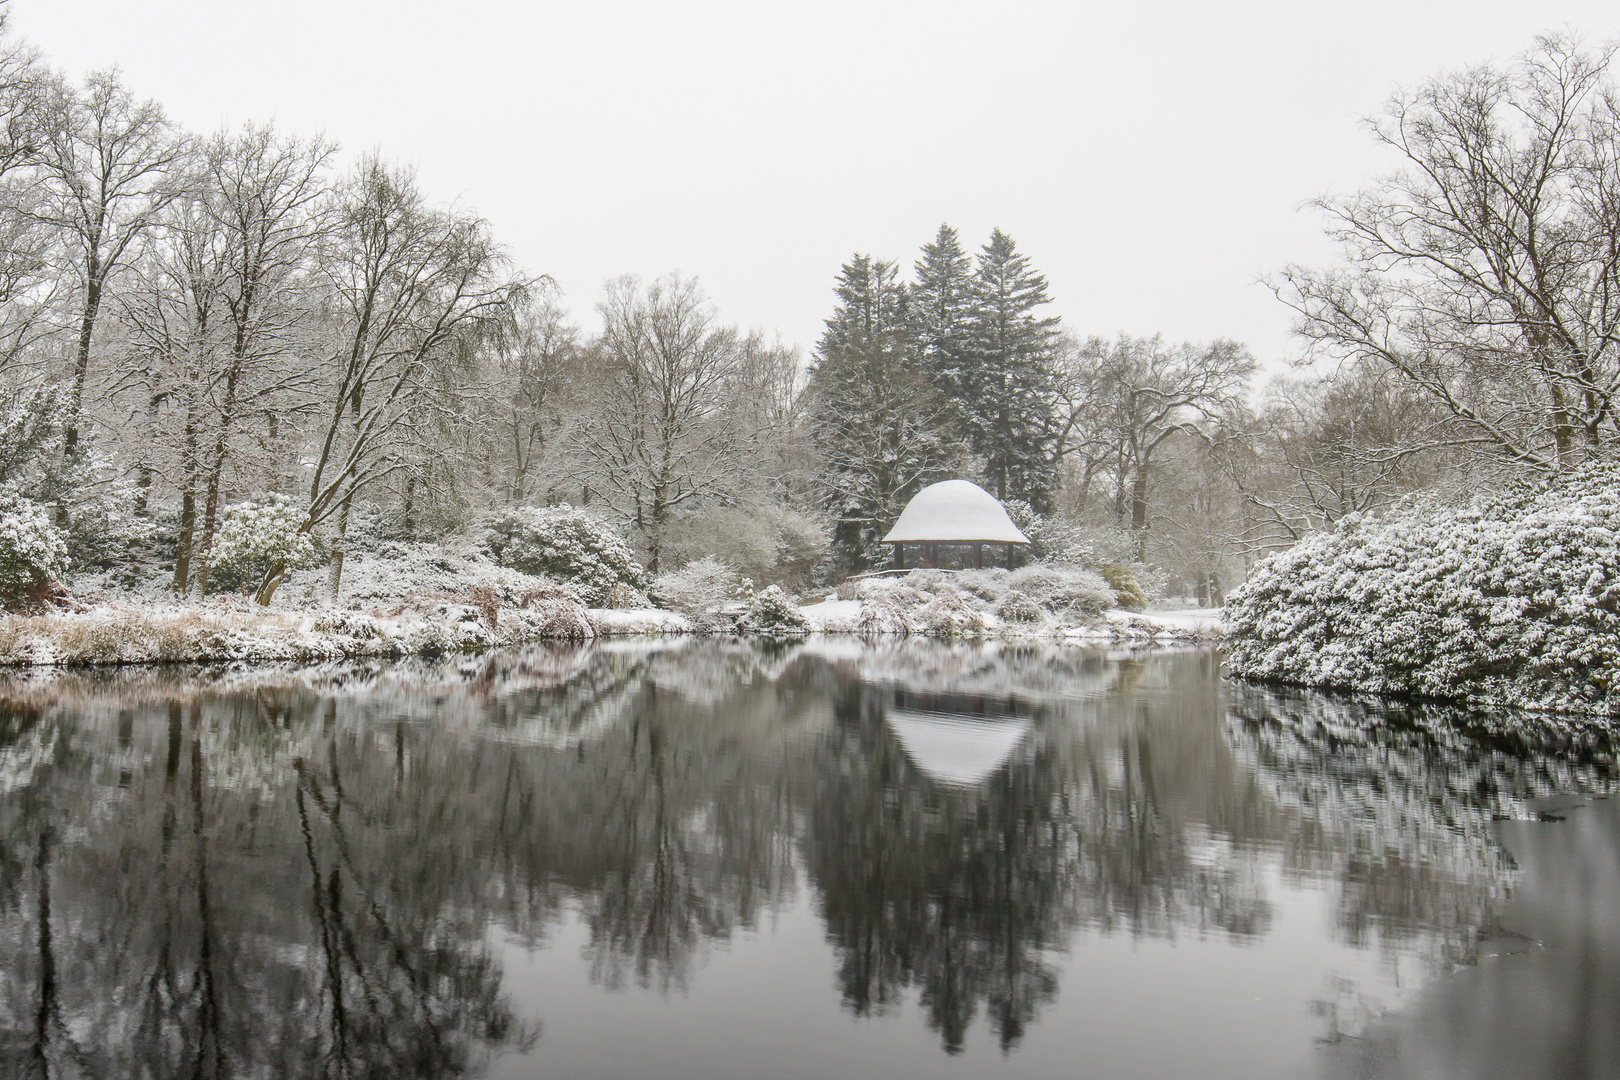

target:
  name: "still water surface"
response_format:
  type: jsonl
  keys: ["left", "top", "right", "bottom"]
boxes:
{"left": 0, "top": 640, "right": 1617, "bottom": 1078}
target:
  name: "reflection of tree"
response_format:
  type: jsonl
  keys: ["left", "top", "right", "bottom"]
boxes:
{"left": 803, "top": 680, "right": 1070, "bottom": 1053}
{"left": 0, "top": 642, "right": 1614, "bottom": 1071}
{"left": 1226, "top": 684, "right": 1620, "bottom": 965}
{"left": 0, "top": 692, "right": 530, "bottom": 1078}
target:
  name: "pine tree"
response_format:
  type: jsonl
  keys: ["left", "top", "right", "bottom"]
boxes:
{"left": 809, "top": 255, "right": 958, "bottom": 568}
{"left": 963, "top": 229, "right": 1059, "bottom": 508}
{"left": 911, "top": 223, "right": 975, "bottom": 418}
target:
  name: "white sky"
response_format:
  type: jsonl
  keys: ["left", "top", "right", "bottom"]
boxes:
{"left": 12, "top": 0, "right": 1620, "bottom": 365}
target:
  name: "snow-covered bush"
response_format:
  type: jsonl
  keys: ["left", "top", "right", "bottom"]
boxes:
{"left": 1004, "top": 500, "right": 1092, "bottom": 565}
{"left": 61, "top": 460, "right": 161, "bottom": 573}
{"left": 602, "top": 581, "right": 653, "bottom": 609}
{"left": 1006, "top": 564, "right": 1115, "bottom": 617}
{"left": 485, "top": 504, "right": 644, "bottom": 606}
{"left": 737, "top": 584, "right": 810, "bottom": 637}
{"left": 1225, "top": 462, "right": 1620, "bottom": 714}
{"left": 996, "top": 590, "right": 1044, "bottom": 623}
{"left": 210, "top": 494, "right": 323, "bottom": 592}
{"left": 922, "top": 584, "right": 987, "bottom": 637}
{"left": 0, "top": 494, "right": 68, "bottom": 610}
{"left": 651, "top": 555, "right": 742, "bottom": 626}
{"left": 1099, "top": 563, "right": 1149, "bottom": 612}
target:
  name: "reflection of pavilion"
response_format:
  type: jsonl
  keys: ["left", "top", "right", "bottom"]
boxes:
{"left": 883, "top": 689, "right": 1035, "bottom": 787}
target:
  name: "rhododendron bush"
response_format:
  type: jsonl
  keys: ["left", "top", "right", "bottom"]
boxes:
{"left": 485, "top": 505, "right": 645, "bottom": 606}
{"left": 210, "top": 494, "right": 324, "bottom": 591}
{"left": 1225, "top": 464, "right": 1620, "bottom": 714}
{"left": 0, "top": 494, "right": 68, "bottom": 609}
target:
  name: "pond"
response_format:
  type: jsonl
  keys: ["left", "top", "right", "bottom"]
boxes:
{"left": 0, "top": 640, "right": 1616, "bottom": 1079}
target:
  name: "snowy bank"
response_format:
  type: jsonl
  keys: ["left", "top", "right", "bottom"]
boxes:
{"left": 0, "top": 590, "right": 594, "bottom": 667}
{"left": 1225, "top": 463, "right": 1620, "bottom": 715}
{"left": 800, "top": 570, "right": 1219, "bottom": 642}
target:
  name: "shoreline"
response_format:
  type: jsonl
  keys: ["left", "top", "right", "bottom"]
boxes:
{"left": 0, "top": 599, "right": 1223, "bottom": 668}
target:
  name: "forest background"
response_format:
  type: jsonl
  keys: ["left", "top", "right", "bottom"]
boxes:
{"left": 0, "top": 8, "right": 1610, "bottom": 611}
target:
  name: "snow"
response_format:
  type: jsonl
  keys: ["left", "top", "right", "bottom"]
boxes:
{"left": 811, "top": 568, "right": 1213, "bottom": 641}
{"left": 799, "top": 598, "right": 863, "bottom": 632}
{"left": 590, "top": 607, "right": 694, "bottom": 634}
{"left": 1225, "top": 461, "right": 1620, "bottom": 715}
{"left": 1109, "top": 607, "right": 1225, "bottom": 632}
{"left": 880, "top": 479, "right": 1031, "bottom": 544}
{"left": 886, "top": 709, "right": 1032, "bottom": 786}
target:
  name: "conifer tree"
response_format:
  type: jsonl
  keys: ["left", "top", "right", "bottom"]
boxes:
{"left": 963, "top": 228, "right": 1059, "bottom": 507}
{"left": 809, "top": 255, "right": 957, "bottom": 568}
{"left": 911, "top": 223, "right": 974, "bottom": 421}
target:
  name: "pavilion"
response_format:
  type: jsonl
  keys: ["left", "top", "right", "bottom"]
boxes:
{"left": 881, "top": 479, "right": 1031, "bottom": 570}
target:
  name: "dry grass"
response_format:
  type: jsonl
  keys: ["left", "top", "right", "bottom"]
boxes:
{"left": 0, "top": 593, "right": 599, "bottom": 668}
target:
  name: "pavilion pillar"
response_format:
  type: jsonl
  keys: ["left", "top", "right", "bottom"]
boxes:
{"left": 1005, "top": 543, "right": 1014, "bottom": 569}
{"left": 973, "top": 542, "right": 982, "bottom": 569}
{"left": 893, "top": 543, "right": 904, "bottom": 570}
{"left": 926, "top": 543, "right": 937, "bottom": 569}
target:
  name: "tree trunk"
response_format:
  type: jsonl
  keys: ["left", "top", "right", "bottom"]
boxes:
{"left": 172, "top": 405, "right": 201, "bottom": 594}
{"left": 1131, "top": 468, "right": 1149, "bottom": 561}
{"left": 253, "top": 555, "right": 287, "bottom": 606}
{"left": 328, "top": 494, "right": 352, "bottom": 600}
{"left": 193, "top": 351, "right": 249, "bottom": 598}
{"left": 401, "top": 473, "right": 415, "bottom": 536}
{"left": 62, "top": 270, "right": 102, "bottom": 459}
{"left": 173, "top": 487, "right": 196, "bottom": 595}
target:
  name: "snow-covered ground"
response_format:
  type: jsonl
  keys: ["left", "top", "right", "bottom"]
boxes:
{"left": 590, "top": 608, "right": 693, "bottom": 634}
{"left": 0, "top": 565, "right": 1223, "bottom": 667}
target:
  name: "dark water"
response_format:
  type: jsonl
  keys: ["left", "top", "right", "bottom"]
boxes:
{"left": 0, "top": 640, "right": 1617, "bottom": 1079}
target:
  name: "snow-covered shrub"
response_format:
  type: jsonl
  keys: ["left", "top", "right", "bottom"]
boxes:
{"left": 517, "top": 585, "right": 598, "bottom": 640}
{"left": 737, "top": 584, "right": 810, "bottom": 637}
{"left": 0, "top": 494, "right": 68, "bottom": 610}
{"left": 950, "top": 568, "right": 1009, "bottom": 604}
{"left": 1099, "top": 563, "right": 1149, "bottom": 612}
{"left": 1004, "top": 501, "right": 1092, "bottom": 565}
{"left": 485, "top": 505, "right": 644, "bottom": 606}
{"left": 1225, "top": 462, "right": 1620, "bottom": 714}
{"left": 61, "top": 460, "right": 161, "bottom": 574}
{"left": 210, "top": 494, "right": 323, "bottom": 592}
{"left": 1007, "top": 564, "right": 1115, "bottom": 617}
{"left": 996, "top": 590, "right": 1044, "bottom": 623}
{"left": 652, "top": 555, "right": 742, "bottom": 626}
{"left": 923, "top": 585, "right": 987, "bottom": 637}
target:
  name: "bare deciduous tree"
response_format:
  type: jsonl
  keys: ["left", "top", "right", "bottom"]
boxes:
{"left": 1275, "top": 33, "right": 1620, "bottom": 471}
{"left": 33, "top": 69, "right": 187, "bottom": 462}
{"left": 576, "top": 273, "right": 747, "bottom": 572}
{"left": 1054, "top": 334, "right": 1254, "bottom": 559}
{"left": 254, "top": 155, "right": 520, "bottom": 604}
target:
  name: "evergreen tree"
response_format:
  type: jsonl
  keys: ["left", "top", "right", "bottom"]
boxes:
{"left": 963, "top": 229, "right": 1059, "bottom": 507}
{"left": 911, "top": 223, "right": 975, "bottom": 420}
{"left": 809, "top": 255, "right": 958, "bottom": 569}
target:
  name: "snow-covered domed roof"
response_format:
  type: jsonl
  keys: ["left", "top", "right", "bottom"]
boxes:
{"left": 880, "top": 480, "right": 1031, "bottom": 544}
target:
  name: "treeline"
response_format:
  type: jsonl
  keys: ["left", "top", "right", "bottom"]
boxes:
{"left": 813, "top": 33, "right": 1620, "bottom": 595}
{"left": 0, "top": 9, "right": 1588, "bottom": 607}
{"left": 0, "top": 13, "right": 821, "bottom": 603}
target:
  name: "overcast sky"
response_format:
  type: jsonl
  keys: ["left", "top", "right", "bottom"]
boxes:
{"left": 13, "top": 1, "right": 1620, "bottom": 367}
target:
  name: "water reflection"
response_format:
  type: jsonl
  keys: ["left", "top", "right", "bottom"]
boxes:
{"left": 0, "top": 642, "right": 1612, "bottom": 1076}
